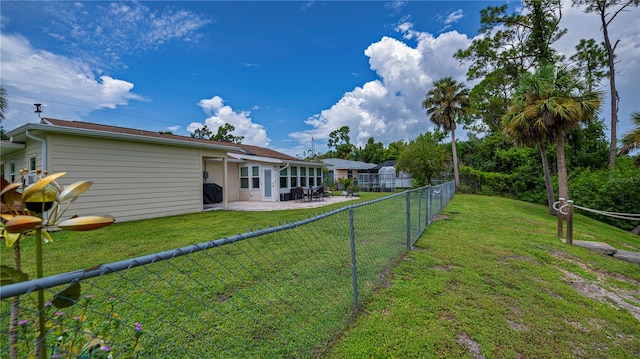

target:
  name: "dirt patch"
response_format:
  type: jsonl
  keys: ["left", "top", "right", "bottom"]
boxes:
{"left": 432, "top": 214, "right": 450, "bottom": 222}
{"left": 551, "top": 252, "right": 640, "bottom": 321}
{"left": 558, "top": 268, "right": 640, "bottom": 321}
{"left": 456, "top": 332, "right": 486, "bottom": 359}
{"left": 508, "top": 320, "right": 528, "bottom": 331}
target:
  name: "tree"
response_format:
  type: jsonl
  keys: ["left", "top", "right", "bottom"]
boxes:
{"left": 422, "top": 77, "right": 469, "bottom": 190}
{"left": 211, "top": 123, "right": 244, "bottom": 144}
{"left": 503, "top": 104, "right": 557, "bottom": 215}
{"left": 573, "top": 0, "right": 640, "bottom": 169}
{"left": 190, "top": 123, "right": 243, "bottom": 143}
{"left": 508, "top": 65, "right": 602, "bottom": 201}
{"left": 567, "top": 120, "right": 609, "bottom": 170}
{"left": 327, "top": 126, "right": 354, "bottom": 159}
{"left": 384, "top": 140, "right": 405, "bottom": 161}
{"left": 191, "top": 125, "right": 212, "bottom": 139}
{"left": 569, "top": 39, "right": 609, "bottom": 92}
{"left": 620, "top": 111, "right": 640, "bottom": 167}
{"left": 396, "top": 132, "right": 449, "bottom": 186}
{"left": 1, "top": 87, "right": 8, "bottom": 140}
{"left": 360, "top": 137, "right": 385, "bottom": 164}
{"left": 455, "top": 1, "right": 566, "bottom": 134}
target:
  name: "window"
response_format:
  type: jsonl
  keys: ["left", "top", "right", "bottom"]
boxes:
{"left": 290, "top": 167, "right": 298, "bottom": 187}
{"left": 316, "top": 168, "right": 322, "bottom": 186}
{"left": 251, "top": 166, "right": 260, "bottom": 189}
{"left": 300, "top": 167, "right": 307, "bottom": 187}
{"left": 279, "top": 167, "right": 288, "bottom": 188}
{"left": 240, "top": 167, "right": 249, "bottom": 189}
{"left": 29, "top": 156, "right": 37, "bottom": 172}
{"left": 308, "top": 167, "right": 314, "bottom": 186}
{"left": 9, "top": 161, "right": 16, "bottom": 183}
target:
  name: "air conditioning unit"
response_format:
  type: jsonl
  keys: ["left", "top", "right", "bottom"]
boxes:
{"left": 24, "top": 173, "right": 38, "bottom": 186}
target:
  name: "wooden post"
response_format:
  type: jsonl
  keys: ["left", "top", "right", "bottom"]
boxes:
{"left": 566, "top": 200, "right": 574, "bottom": 244}
{"left": 557, "top": 198, "right": 564, "bottom": 239}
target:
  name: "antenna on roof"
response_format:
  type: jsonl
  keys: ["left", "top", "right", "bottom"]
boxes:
{"left": 34, "top": 104, "right": 43, "bottom": 119}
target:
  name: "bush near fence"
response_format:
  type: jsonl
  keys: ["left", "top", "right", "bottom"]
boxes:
{"left": 459, "top": 159, "right": 640, "bottom": 232}
{"left": 1, "top": 182, "right": 455, "bottom": 358}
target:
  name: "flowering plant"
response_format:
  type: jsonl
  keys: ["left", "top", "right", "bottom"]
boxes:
{"left": 1, "top": 169, "right": 116, "bottom": 359}
{"left": 14, "top": 294, "right": 144, "bottom": 359}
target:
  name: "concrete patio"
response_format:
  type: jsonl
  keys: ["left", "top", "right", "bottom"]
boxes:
{"left": 204, "top": 194, "right": 359, "bottom": 211}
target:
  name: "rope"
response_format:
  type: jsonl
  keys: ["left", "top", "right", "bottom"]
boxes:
{"left": 573, "top": 204, "right": 640, "bottom": 221}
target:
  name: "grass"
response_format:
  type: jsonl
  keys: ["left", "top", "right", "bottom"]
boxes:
{"left": 2, "top": 192, "right": 639, "bottom": 358}
{"left": 325, "top": 194, "right": 640, "bottom": 359}
{"left": 1, "top": 192, "right": 388, "bottom": 276}
{"left": 1, "top": 191, "right": 403, "bottom": 358}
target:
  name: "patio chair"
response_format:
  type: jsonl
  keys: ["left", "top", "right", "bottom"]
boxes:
{"left": 315, "top": 186, "right": 325, "bottom": 201}
{"left": 293, "top": 187, "right": 305, "bottom": 202}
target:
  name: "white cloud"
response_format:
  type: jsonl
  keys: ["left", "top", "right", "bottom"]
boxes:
{"left": 189, "top": 96, "right": 270, "bottom": 146}
{"left": 289, "top": 28, "right": 471, "bottom": 153}
{"left": 288, "top": 1, "right": 638, "bottom": 156}
{"left": 45, "top": 1, "right": 212, "bottom": 67}
{"left": 0, "top": 33, "right": 143, "bottom": 130}
{"left": 386, "top": 1, "right": 408, "bottom": 13}
{"left": 444, "top": 9, "right": 464, "bottom": 26}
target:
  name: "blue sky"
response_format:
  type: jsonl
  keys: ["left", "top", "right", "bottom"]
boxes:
{"left": 1, "top": 1, "right": 638, "bottom": 158}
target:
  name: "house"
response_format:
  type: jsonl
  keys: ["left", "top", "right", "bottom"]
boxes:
{"left": 1, "top": 118, "right": 324, "bottom": 222}
{"left": 321, "top": 158, "right": 377, "bottom": 188}
{"left": 357, "top": 160, "right": 412, "bottom": 192}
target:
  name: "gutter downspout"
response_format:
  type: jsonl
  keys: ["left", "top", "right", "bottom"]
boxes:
{"left": 25, "top": 130, "right": 47, "bottom": 172}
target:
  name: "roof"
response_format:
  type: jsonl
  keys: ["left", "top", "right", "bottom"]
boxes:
{"left": 322, "top": 158, "right": 377, "bottom": 171}
{"left": 369, "top": 160, "right": 396, "bottom": 172}
{"left": 5, "top": 118, "right": 319, "bottom": 165}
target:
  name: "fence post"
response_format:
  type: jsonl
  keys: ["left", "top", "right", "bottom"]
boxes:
{"left": 557, "top": 197, "right": 565, "bottom": 239}
{"left": 349, "top": 208, "right": 359, "bottom": 309}
{"left": 425, "top": 186, "right": 430, "bottom": 227}
{"left": 417, "top": 188, "right": 422, "bottom": 235}
{"left": 566, "top": 200, "right": 574, "bottom": 244}
{"left": 406, "top": 191, "right": 411, "bottom": 250}
{"left": 426, "top": 185, "right": 431, "bottom": 225}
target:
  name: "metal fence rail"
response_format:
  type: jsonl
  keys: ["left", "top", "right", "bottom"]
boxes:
{"left": 1, "top": 181, "right": 455, "bottom": 358}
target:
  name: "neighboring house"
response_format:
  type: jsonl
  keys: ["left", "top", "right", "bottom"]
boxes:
{"left": 321, "top": 158, "right": 377, "bottom": 188}
{"left": 358, "top": 160, "right": 412, "bottom": 192}
{"left": 1, "top": 118, "right": 324, "bottom": 222}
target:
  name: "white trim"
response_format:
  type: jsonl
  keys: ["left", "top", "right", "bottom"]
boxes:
{"left": 228, "top": 153, "right": 283, "bottom": 164}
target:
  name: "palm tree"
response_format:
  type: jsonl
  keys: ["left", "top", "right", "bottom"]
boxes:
{"left": 422, "top": 77, "right": 469, "bottom": 190}
{"left": 0, "top": 87, "right": 7, "bottom": 126}
{"left": 503, "top": 110, "right": 556, "bottom": 215}
{"left": 510, "top": 65, "right": 602, "bottom": 201}
{"left": 620, "top": 111, "right": 640, "bottom": 167}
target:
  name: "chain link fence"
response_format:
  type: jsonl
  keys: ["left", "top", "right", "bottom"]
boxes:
{"left": 1, "top": 181, "right": 455, "bottom": 358}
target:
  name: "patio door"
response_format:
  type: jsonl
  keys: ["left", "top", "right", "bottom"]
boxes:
{"left": 262, "top": 167, "right": 275, "bottom": 201}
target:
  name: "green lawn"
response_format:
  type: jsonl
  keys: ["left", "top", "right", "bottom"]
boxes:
{"left": 1, "top": 192, "right": 389, "bottom": 276}
{"left": 2, "top": 191, "right": 401, "bottom": 358}
{"left": 326, "top": 194, "right": 640, "bottom": 359}
{"left": 2, "top": 193, "right": 639, "bottom": 358}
